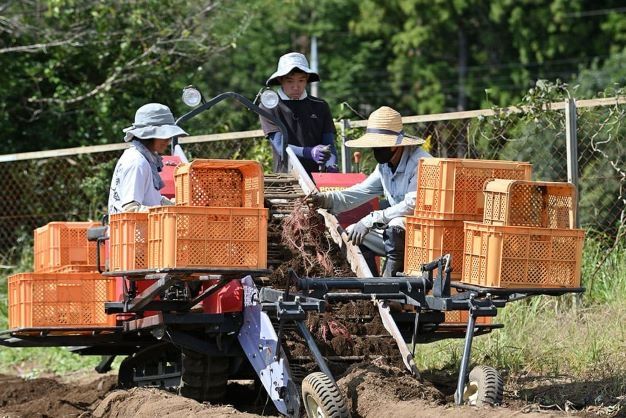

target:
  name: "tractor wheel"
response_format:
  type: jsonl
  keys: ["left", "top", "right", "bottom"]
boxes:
{"left": 463, "top": 365, "right": 504, "bottom": 406}
{"left": 301, "top": 372, "right": 350, "bottom": 418}
{"left": 179, "top": 348, "right": 229, "bottom": 403}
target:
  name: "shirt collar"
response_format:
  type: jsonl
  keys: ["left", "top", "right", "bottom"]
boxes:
{"left": 278, "top": 87, "right": 307, "bottom": 101}
{"left": 384, "top": 147, "right": 411, "bottom": 174}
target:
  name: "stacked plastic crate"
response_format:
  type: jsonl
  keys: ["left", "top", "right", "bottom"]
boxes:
{"left": 108, "top": 159, "right": 267, "bottom": 272}
{"left": 8, "top": 222, "right": 115, "bottom": 329}
{"left": 462, "top": 180, "right": 584, "bottom": 288}
{"left": 404, "top": 158, "right": 533, "bottom": 323}
{"left": 149, "top": 159, "right": 268, "bottom": 270}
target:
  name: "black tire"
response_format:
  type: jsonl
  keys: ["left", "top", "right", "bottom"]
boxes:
{"left": 179, "top": 349, "right": 229, "bottom": 403}
{"left": 464, "top": 365, "right": 504, "bottom": 406}
{"left": 301, "top": 372, "right": 350, "bottom": 418}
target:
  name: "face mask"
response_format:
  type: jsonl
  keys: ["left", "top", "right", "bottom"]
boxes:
{"left": 373, "top": 147, "right": 395, "bottom": 164}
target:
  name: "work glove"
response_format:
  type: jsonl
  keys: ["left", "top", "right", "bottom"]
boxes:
{"left": 304, "top": 145, "right": 331, "bottom": 164}
{"left": 347, "top": 221, "right": 371, "bottom": 246}
{"left": 306, "top": 192, "right": 332, "bottom": 210}
{"left": 160, "top": 196, "right": 175, "bottom": 206}
{"left": 121, "top": 201, "right": 149, "bottom": 212}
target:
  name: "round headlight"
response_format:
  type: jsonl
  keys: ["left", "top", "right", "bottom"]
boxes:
{"left": 260, "top": 89, "right": 279, "bottom": 109}
{"left": 182, "top": 86, "right": 203, "bottom": 107}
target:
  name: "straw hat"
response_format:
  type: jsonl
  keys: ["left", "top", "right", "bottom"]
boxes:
{"left": 266, "top": 52, "right": 320, "bottom": 86}
{"left": 122, "top": 103, "right": 188, "bottom": 142}
{"left": 346, "top": 106, "right": 425, "bottom": 148}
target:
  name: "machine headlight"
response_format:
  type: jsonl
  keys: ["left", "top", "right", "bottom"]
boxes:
{"left": 182, "top": 86, "right": 203, "bottom": 107}
{"left": 260, "top": 89, "right": 279, "bottom": 109}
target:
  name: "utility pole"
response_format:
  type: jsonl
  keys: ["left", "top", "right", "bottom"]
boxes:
{"left": 310, "top": 36, "right": 319, "bottom": 97}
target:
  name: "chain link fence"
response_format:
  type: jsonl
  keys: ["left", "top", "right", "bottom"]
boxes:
{"left": 0, "top": 99, "right": 623, "bottom": 263}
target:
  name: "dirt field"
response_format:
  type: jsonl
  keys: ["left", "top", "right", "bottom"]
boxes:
{"left": 1, "top": 361, "right": 622, "bottom": 418}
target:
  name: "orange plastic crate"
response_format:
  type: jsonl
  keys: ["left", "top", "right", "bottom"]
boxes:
{"left": 8, "top": 272, "right": 116, "bottom": 328}
{"left": 404, "top": 216, "right": 465, "bottom": 279}
{"left": 33, "top": 222, "right": 103, "bottom": 272}
{"left": 462, "top": 222, "right": 584, "bottom": 288}
{"left": 148, "top": 206, "right": 268, "bottom": 269}
{"left": 51, "top": 265, "right": 100, "bottom": 273}
{"left": 109, "top": 212, "right": 149, "bottom": 272}
{"left": 483, "top": 179, "right": 576, "bottom": 228}
{"left": 175, "top": 159, "right": 264, "bottom": 208}
{"left": 415, "top": 158, "right": 532, "bottom": 220}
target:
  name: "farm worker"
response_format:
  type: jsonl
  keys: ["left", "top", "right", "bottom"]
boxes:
{"left": 108, "top": 103, "right": 188, "bottom": 214}
{"left": 260, "top": 52, "right": 338, "bottom": 174}
{"left": 309, "top": 106, "right": 432, "bottom": 277}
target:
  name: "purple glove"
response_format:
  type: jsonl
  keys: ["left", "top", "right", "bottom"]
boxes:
{"left": 304, "top": 145, "right": 331, "bottom": 164}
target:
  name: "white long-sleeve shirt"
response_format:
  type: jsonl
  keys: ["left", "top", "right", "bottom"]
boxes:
{"left": 323, "top": 146, "right": 432, "bottom": 228}
{"left": 108, "top": 147, "right": 163, "bottom": 214}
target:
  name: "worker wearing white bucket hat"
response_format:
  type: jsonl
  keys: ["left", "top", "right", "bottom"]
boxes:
{"left": 260, "top": 52, "right": 338, "bottom": 174}
{"left": 309, "top": 106, "right": 432, "bottom": 277}
{"left": 108, "top": 103, "right": 188, "bottom": 214}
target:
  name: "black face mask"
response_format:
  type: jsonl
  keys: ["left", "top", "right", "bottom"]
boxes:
{"left": 373, "top": 147, "right": 395, "bottom": 164}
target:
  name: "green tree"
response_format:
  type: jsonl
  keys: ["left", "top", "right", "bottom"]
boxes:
{"left": 0, "top": 0, "right": 255, "bottom": 153}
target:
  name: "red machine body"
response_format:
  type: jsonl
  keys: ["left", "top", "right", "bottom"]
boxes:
{"left": 160, "top": 155, "right": 182, "bottom": 199}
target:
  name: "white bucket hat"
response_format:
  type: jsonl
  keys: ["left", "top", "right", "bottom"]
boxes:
{"left": 122, "top": 103, "right": 188, "bottom": 142}
{"left": 266, "top": 52, "right": 320, "bottom": 86}
{"left": 346, "top": 106, "right": 425, "bottom": 148}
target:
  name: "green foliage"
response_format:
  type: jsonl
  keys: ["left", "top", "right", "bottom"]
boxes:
{"left": 0, "top": 346, "right": 101, "bottom": 376}
{"left": 0, "top": 0, "right": 256, "bottom": 153}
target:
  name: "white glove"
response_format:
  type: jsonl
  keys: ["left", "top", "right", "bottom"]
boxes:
{"left": 121, "top": 201, "right": 149, "bottom": 212}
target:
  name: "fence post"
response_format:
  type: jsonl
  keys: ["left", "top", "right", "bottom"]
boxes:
{"left": 565, "top": 98, "right": 580, "bottom": 228}
{"left": 340, "top": 119, "right": 351, "bottom": 173}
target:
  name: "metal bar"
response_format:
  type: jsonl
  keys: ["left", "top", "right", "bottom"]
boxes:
{"left": 127, "top": 275, "right": 177, "bottom": 312}
{"left": 565, "top": 98, "right": 580, "bottom": 227}
{"left": 324, "top": 293, "right": 407, "bottom": 301}
{"left": 411, "top": 309, "right": 420, "bottom": 357}
{"left": 451, "top": 281, "right": 585, "bottom": 296}
{"left": 297, "top": 277, "right": 430, "bottom": 292}
{"left": 296, "top": 321, "right": 335, "bottom": 383}
{"left": 454, "top": 302, "right": 478, "bottom": 405}
{"left": 95, "top": 355, "right": 116, "bottom": 373}
{"left": 340, "top": 119, "right": 351, "bottom": 173}
{"left": 188, "top": 277, "right": 231, "bottom": 307}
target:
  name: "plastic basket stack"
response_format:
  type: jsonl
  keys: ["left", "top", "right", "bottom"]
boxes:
{"left": 462, "top": 179, "right": 584, "bottom": 288}
{"left": 8, "top": 222, "right": 116, "bottom": 329}
{"left": 404, "top": 158, "right": 533, "bottom": 324}
{"left": 108, "top": 159, "right": 268, "bottom": 271}
{"left": 405, "top": 158, "right": 533, "bottom": 280}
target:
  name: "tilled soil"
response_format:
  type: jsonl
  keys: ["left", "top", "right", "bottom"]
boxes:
{"left": 2, "top": 365, "right": 619, "bottom": 418}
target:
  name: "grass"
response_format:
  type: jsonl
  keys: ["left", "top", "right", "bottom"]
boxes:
{"left": 414, "top": 236, "right": 626, "bottom": 406}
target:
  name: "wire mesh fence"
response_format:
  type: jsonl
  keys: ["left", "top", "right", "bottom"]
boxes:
{"left": 0, "top": 99, "right": 623, "bottom": 263}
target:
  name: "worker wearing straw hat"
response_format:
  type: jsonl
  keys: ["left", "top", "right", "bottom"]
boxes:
{"left": 260, "top": 52, "right": 338, "bottom": 174}
{"left": 309, "top": 106, "right": 432, "bottom": 277}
